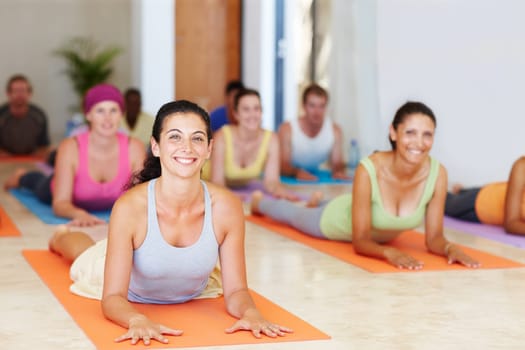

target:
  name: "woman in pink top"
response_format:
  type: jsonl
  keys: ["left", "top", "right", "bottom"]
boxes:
{"left": 4, "top": 84, "right": 146, "bottom": 226}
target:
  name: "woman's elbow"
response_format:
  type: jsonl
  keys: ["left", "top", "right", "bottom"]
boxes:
{"left": 503, "top": 220, "right": 525, "bottom": 235}
{"left": 351, "top": 238, "right": 366, "bottom": 254}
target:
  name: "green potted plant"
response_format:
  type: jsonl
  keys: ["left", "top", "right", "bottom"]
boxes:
{"left": 54, "top": 37, "right": 122, "bottom": 133}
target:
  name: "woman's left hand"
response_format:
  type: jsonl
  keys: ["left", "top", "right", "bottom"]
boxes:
{"left": 332, "top": 170, "right": 352, "bottom": 180}
{"left": 447, "top": 245, "right": 481, "bottom": 268}
{"left": 225, "top": 315, "right": 293, "bottom": 338}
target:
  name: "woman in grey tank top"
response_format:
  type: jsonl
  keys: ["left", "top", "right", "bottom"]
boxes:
{"left": 48, "top": 100, "right": 292, "bottom": 346}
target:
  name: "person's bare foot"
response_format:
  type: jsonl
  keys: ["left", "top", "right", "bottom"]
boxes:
{"left": 3, "top": 168, "right": 28, "bottom": 191}
{"left": 250, "top": 190, "right": 264, "bottom": 215}
{"left": 306, "top": 191, "right": 323, "bottom": 208}
{"left": 48, "top": 225, "right": 70, "bottom": 254}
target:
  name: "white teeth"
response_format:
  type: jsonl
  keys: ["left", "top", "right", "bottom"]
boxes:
{"left": 176, "top": 158, "right": 193, "bottom": 164}
{"left": 409, "top": 150, "right": 422, "bottom": 154}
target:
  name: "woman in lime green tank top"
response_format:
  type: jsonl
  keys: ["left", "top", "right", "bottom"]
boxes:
{"left": 210, "top": 89, "right": 298, "bottom": 200}
{"left": 251, "top": 102, "right": 480, "bottom": 270}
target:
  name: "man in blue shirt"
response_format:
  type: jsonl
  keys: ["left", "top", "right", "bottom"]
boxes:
{"left": 209, "top": 80, "right": 244, "bottom": 132}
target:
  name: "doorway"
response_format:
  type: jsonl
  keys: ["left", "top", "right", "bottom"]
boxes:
{"left": 175, "top": 0, "right": 242, "bottom": 112}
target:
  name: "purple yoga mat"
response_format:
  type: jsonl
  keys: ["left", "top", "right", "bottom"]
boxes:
{"left": 35, "top": 161, "right": 54, "bottom": 176}
{"left": 230, "top": 181, "right": 306, "bottom": 202}
{"left": 444, "top": 216, "right": 525, "bottom": 248}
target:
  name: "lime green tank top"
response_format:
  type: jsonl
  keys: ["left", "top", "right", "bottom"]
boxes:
{"left": 319, "top": 156, "right": 440, "bottom": 242}
{"left": 223, "top": 125, "right": 272, "bottom": 187}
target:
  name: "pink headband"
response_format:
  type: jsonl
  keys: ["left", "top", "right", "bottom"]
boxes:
{"left": 83, "top": 84, "right": 124, "bottom": 114}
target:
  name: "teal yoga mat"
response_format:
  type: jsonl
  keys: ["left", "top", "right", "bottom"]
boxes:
{"left": 9, "top": 188, "right": 111, "bottom": 225}
{"left": 280, "top": 169, "right": 352, "bottom": 185}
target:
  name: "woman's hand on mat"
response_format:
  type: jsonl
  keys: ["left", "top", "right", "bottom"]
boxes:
{"left": 115, "top": 315, "right": 183, "bottom": 345}
{"left": 295, "top": 169, "right": 318, "bottom": 181}
{"left": 225, "top": 310, "right": 293, "bottom": 338}
{"left": 332, "top": 170, "right": 352, "bottom": 180}
{"left": 446, "top": 245, "right": 481, "bottom": 268}
{"left": 67, "top": 212, "right": 106, "bottom": 227}
{"left": 385, "top": 248, "right": 424, "bottom": 270}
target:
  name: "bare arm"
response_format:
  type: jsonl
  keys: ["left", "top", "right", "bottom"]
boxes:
{"left": 52, "top": 138, "right": 101, "bottom": 224}
{"left": 210, "top": 129, "right": 227, "bottom": 186}
{"left": 352, "top": 161, "right": 422, "bottom": 269}
{"left": 504, "top": 156, "right": 525, "bottom": 235}
{"left": 128, "top": 137, "right": 147, "bottom": 173}
{"left": 351, "top": 163, "right": 395, "bottom": 259}
{"left": 424, "top": 165, "right": 479, "bottom": 267}
{"left": 101, "top": 191, "right": 182, "bottom": 345}
{"left": 101, "top": 194, "right": 139, "bottom": 327}
{"left": 277, "top": 122, "right": 316, "bottom": 180}
{"left": 330, "top": 123, "right": 350, "bottom": 179}
{"left": 262, "top": 133, "right": 299, "bottom": 200}
{"left": 277, "top": 122, "right": 295, "bottom": 176}
{"left": 423, "top": 165, "right": 449, "bottom": 254}
{"left": 213, "top": 188, "right": 292, "bottom": 338}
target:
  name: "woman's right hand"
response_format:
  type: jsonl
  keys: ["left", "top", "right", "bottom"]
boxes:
{"left": 384, "top": 248, "right": 424, "bottom": 270}
{"left": 67, "top": 211, "right": 106, "bottom": 227}
{"left": 115, "top": 315, "right": 183, "bottom": 346}
{"left": 295, "top": 169, "right": 318, "bottom": 181}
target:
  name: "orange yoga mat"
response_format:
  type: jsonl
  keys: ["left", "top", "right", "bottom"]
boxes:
{"left": 23, "top": 250, "right": 330, "bottom": 349}
{"left": 0, "top": 206, "right": 21, "bottom": 237}
{"left": 246, "top": 215, "right": 525, "bottom": 272}
{"left": 0, "top": 154, "right": 44, "bottom": 162}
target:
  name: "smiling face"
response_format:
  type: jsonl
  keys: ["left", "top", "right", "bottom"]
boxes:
{"left": 85, "top": 101, "right": 123, "bottom": 136}
{"left": 234, "top": 94, "right": 262, "bottom": 131}
{"left": 151, "top": 112, "right": 212, "bottom": 178}
{"left": 389, "top": 113, "right": 435, "bottom": 163}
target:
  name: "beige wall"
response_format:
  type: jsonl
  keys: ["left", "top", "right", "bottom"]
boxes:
{"left": 0, "top": 0, "right": 132, "bottom": 144}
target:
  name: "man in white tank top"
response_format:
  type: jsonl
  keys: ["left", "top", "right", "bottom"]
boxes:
{"left": 278, "top": 83, "right": 350, "bottom": 181}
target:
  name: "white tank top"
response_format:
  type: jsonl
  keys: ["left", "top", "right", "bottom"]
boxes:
{"left": 128, "top": 179, "right": 219, "bottom": 304}
{"left": 290, "top": 117, "right": 335, "bottom": 172}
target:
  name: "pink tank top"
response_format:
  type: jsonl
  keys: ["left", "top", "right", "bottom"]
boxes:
{"left": 53, "top": 131, "right": 132, "bottom": 211}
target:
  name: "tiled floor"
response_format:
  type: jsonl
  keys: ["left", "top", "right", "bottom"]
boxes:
{"left": 1, "top": 161, "right": 525, "bottom": 349}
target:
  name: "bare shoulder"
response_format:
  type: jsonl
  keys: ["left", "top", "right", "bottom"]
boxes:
{"left": 512, "top": 156, "right": 525, "bottom": 170}
{"left": 128, "top": 136, "right": 145, "bottom": 152}
{"left": 213, "top": 127, "right": 226, "bottom": 142}
{"left": 278, "top": 120, "right": 291, "bottom": 133}
{"left": 127, "top": 136, "right": 147, "bottom": 164}
{"left": 56, "top": 136, "right": 77, "bottom": 153}
{"left": 508, "top": 156, "right": 525, "bottom": 183}
{"left": 55, "top": 137, "right": 79, "bottom": 164}
{"left": 367, "top": 150, "right": 389, "bottom": 167}
{"left": 437, "top": 162, "right": 447, "bottom": 176}
{"left": 268, "top": 130, "right": 279, "bottom": 143}
{"left": 112, "top": 181, "right": 149, "bottom": 219}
